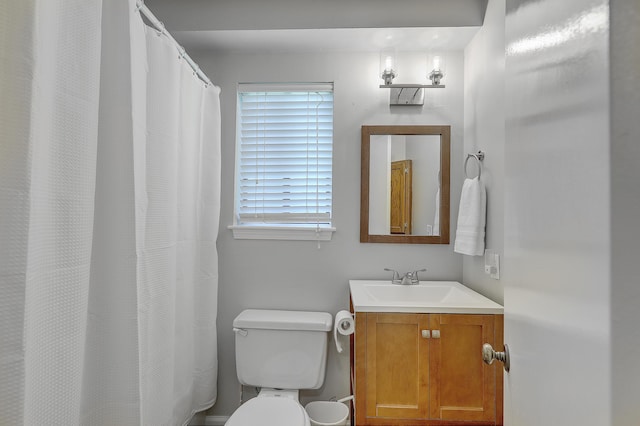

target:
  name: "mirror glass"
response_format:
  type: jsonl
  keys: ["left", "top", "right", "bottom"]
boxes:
{"left": 360, "top": 125, "right": 450, "bottom": 244}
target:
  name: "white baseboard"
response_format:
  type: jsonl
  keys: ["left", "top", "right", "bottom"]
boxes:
{"left": 204, "top": 415, "right": 230, "bottom": 425}
{"left": 187, "top": 414, "right": 229, "bottom": 426}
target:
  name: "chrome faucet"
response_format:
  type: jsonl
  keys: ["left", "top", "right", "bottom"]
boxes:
{"left": 401, "top": 269, "right": 427, "bottom": 285}
{"left": 385, "top": 268, "right": 427, "bottom": 285}
{"left": 384, "top": 268, "right": 401, "bottom": 284}
{"left": 400, "top": 272, "right": 414, "bottom": 285}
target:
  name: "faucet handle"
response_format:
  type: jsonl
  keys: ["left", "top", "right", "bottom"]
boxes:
{"left": 410, "top": 268, "right": 427, "bottom": 284}
{"left": 384, "top": 268, "right": 401, "bottom": 284}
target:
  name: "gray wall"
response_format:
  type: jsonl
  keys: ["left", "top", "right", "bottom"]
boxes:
{"left": 462, "top": 0, "right": 505, "bottom": 305}
{"left": 191, "top": 50, "right": 466, "bottom": 416}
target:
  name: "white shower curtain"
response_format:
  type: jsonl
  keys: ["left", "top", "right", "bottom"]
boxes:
{"left": 0, "top": 1, "right": 220, "bottom": 425}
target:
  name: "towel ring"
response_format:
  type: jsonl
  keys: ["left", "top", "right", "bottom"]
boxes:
{"left": 464, "top": 151, "right": 485, "bottom": 179}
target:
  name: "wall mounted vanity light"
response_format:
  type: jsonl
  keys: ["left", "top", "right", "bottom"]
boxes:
{"left": 380, "top": 48, "right": 397, "bottom": 86}
{"left": 427, "top": 54, "right": 445, "bottom": 85}
{"left": 379, "top": 52, "right": 446, "bottom": 106}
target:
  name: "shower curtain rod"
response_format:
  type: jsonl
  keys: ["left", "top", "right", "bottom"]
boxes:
{"left": 136, "top": 1, "right": 213, "bottom": 86}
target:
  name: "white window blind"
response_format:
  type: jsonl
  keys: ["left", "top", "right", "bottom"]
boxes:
{"left": 236, "top": 83, "right": 333, "bottom": 225}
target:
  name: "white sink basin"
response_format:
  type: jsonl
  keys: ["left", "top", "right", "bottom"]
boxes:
{"left": 365, "top": 285, "right": 450, "bottom": 303}
{"left": 350, "top": 280, "right": 503, "bottom": 314}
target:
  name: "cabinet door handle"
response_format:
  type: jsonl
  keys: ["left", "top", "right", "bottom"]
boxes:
{"left": 421, "top": 330, "right": 431, "bottom": 339}
{"left": 431, "top": 330, "right": 440, "bottom": 339}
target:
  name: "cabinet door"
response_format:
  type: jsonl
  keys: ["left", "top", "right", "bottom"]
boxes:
{"left": 429, "top": 314, "right": 497, "bottom": 422}
{"left": 365, "top": 313, "right": 429, "bottom": 420}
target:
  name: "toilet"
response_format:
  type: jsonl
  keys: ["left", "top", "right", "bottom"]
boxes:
{"left": 226, "top": 309, "right": 333, "bottom": 426}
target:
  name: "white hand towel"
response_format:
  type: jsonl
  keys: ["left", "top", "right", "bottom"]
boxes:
{"left": 454, "top": 177, "right": 486, "bottom": 256}
{"left": 433, "top": 188, "right": 440, "bottom": 236}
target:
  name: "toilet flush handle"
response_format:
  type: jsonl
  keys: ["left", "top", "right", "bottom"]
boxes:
{"left": 233, "top": 327, "right": 248, "bottom": 337}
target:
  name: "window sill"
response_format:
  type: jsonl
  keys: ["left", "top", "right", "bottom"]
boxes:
{"left": 228, "top": 224, "right": 336, "bottom": 241}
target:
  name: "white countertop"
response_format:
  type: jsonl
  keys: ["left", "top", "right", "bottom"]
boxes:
{"left": 349, "top": 280, "right": 504, "bottom": 314}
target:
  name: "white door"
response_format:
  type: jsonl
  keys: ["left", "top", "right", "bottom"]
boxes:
{"left": 504, "top": 0, "right": 611, "bottom": 424}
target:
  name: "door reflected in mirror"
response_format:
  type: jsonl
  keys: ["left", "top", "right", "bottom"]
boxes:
{"left": 361, "top": 125, "right": 450, "bottom": 244}
{"left": 389, "top": 158, "right": 412, "bottom": 235}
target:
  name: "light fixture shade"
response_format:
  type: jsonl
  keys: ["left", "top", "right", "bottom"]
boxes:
{"left": 380, "top": 48, "right": 397, "bottom": 85}
{"left": 427, "top": 53, "right": 446, "bottom": 86}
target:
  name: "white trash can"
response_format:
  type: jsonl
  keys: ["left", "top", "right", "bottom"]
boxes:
{"left": 305, "top": 396, "right": 353, "bottom": 426}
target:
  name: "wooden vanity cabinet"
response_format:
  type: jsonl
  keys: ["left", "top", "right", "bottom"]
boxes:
{"left": 352, "top": 311, "right": 503, "bottom": 426}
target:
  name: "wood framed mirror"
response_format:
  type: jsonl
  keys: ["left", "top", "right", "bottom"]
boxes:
{"left": 360, "top": 125, "right": 450, "bottom": 244}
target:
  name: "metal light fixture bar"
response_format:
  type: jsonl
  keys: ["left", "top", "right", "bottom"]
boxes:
{"left": 379, "top": 84, "right": 446, "bottom": 88}
{"left": 380, "top": 84, "right": 445, "bottom": 106}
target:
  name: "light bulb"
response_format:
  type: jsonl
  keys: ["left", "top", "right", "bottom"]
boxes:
{"left": 384, "top": 55, "right": 394, "bottom": 72}
{"left": 380, "top": 49, "right": 397, "bottom": 85}
{"left": 427, "top": 53, "right": 445, "bottom": 86}
{"left": 433, "top": 56, "right": 441, "bottom": 71}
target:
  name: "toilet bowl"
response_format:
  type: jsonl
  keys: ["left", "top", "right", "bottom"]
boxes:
{"left": 226, "top": 389, "right": 310, "bottom": 426}
{"left": 225, "top": 309, "right": 333, "bottom": 426}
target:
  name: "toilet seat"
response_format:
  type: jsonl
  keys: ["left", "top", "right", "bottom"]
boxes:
{"left": 226, "top": 396, "right": 310, "bottom": 426}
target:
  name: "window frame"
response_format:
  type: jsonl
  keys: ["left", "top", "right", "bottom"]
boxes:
{"left": 229, "top": 83, "right": 336, "bottom": 241}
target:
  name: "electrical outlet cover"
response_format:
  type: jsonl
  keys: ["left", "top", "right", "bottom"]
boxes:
{"left": 490, "top": 254, "right": 500, "bottom": 279}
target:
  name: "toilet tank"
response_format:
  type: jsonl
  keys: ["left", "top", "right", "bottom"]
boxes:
{"left": 233, "top": 309, "right": 333, "bottom": 390}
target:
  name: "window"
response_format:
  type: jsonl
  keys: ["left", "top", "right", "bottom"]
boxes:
{"left": 230, "top": 83, "right": 335, "bottom": 240}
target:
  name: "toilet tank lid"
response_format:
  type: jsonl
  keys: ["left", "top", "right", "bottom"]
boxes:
{"left": 233, "top": 309, "right": 333, "bottom": 332}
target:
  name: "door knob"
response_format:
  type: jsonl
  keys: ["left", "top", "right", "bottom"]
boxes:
{"left": 482, "top": 343, "right": 510, "bottom": 372}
